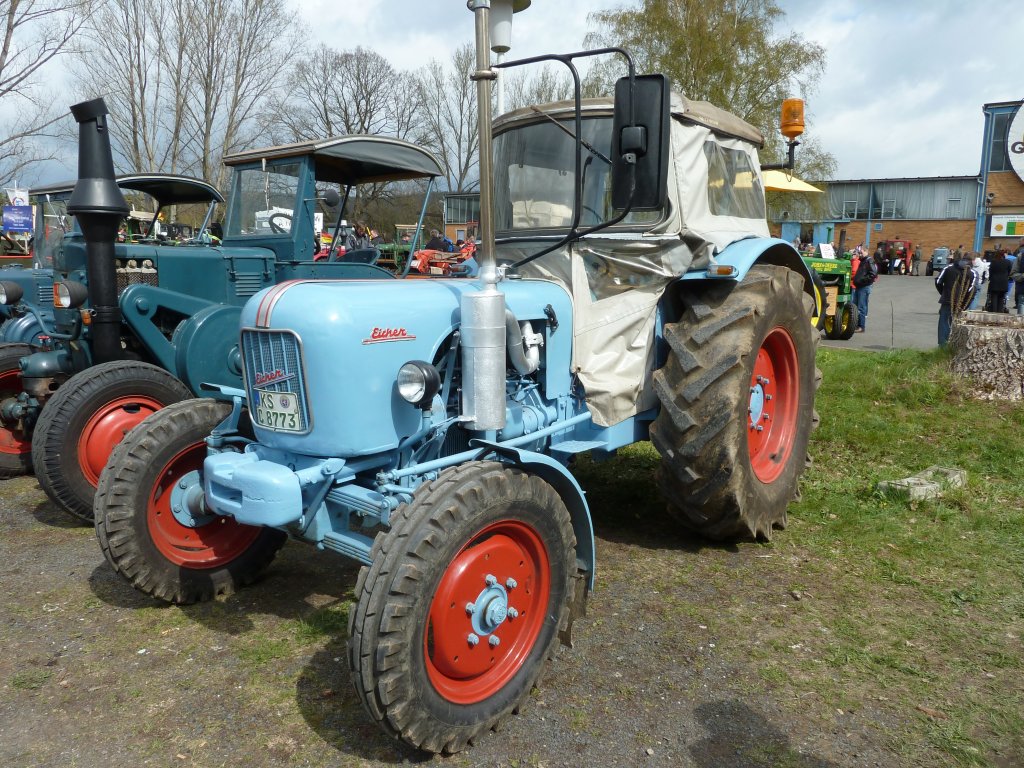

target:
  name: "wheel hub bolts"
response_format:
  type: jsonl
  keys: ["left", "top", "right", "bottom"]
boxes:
{"left": 467, "top": 633, "right": 480, "bottom": 646}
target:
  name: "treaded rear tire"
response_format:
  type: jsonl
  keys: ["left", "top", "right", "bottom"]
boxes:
{"left": 0, "top": 343, "right": 34, "bottom": 478}
{"left": 94, "top": 399, "right": 286, "bottom": 604}
{"left": 347, "top": 461, "right": 575, "bottom": 753}
{"left": 32, "top": 360, "right": 193, "bottom": 522}
{"left": 649, "top": 265, "right": 820, "bottom": 540}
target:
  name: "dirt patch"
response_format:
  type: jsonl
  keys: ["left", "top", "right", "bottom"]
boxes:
{"left": 0, "top": 468, "right": 998, "bottom": 768}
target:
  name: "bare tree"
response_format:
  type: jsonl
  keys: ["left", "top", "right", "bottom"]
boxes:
{"left": 264, "top": 45, "right": 424, "bottom": 145}
{"left": 414, "top": 44, "right": 479, "bottom": 192}
{"left": 503, "top": 65, "right": 574, "bottom": 113}
{"left": 72, "top": 0, "right": 299, "bottom": 188}
{"left": 0, "top": 0, "right": 90, "bottom": 182}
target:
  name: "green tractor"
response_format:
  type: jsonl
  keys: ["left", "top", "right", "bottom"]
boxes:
{"left": 803, "top": 254, "right": 856, "bottom": 340}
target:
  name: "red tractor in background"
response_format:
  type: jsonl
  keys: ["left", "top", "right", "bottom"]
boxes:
{"left": 877, "top": 239, "right": 913, "bottom": 274}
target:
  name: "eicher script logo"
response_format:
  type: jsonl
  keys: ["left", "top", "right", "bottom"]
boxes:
{"left": 363, "top": 327, "right": 417, "bottom": 344}
{"left": 254, "top": 369, "right": 295, "bottom": 386}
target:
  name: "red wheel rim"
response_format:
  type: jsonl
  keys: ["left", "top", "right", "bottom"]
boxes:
{"left": 747, "top": 326, "right": 800, "bottom": 484}
{"left": 77, "top": 396, "right": 164, "bottom": 486}
{"left": 425, "top": 519, "right": 550, "bottom": 705}
{"left": 0, "top": 367, "right": 30, "bottom": 457}
{"left": 146, "top": 440, "right": 261, "bottom": 568}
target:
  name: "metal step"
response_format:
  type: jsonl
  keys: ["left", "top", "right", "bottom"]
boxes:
{"left": 548, "top": 440, "right": 609, "bottom": 459}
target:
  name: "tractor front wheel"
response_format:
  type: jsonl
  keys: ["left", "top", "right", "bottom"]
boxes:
{"left": 824, "top": 302, "right": 859, "bottom": 340}
{"left": 0, "top": 343, "right": 34, "bottom": 478}
{"left": 32, "top": 361, "right": 193, "bottom": 523}
{"left": 348, "top": 461, "right": 575, "bottom": 753}
{"left": 94, "top": 399, "right": 286, "bottom": 604}
{"left": 650, "top": 265, "right": 820, "bottom": 540}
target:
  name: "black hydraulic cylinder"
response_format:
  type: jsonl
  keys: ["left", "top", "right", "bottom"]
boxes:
{"left": 67, "top": 98, "right": 129, "bottom": 364}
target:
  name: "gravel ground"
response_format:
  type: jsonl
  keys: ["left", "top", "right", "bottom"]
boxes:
{"left": 0, "top": 471, "right": 925, "bottom": 768}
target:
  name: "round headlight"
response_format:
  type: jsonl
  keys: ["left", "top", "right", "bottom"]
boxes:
{"left": 397, "top": 361, "right": 441, "bottom": 408}
{"left": 53, "top": 280, "right": 89, "bottom": 309}
{"left": 0, "top": 281, "right": 24, "bottom": 305}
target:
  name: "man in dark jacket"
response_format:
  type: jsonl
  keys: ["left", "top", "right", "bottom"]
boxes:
{"left": 853, "top": 251, "right": 878, "bottom": 332}
{"left": 985, "top": 250, "right": 1012, "bottom": 312}
{"left": 936, "top": 254, "right": 978, "bottom": 345}
{"left": 1011, "top": 240, "right": 1024, "bottom": 314}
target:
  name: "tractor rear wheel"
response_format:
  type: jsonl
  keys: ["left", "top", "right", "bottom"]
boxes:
{"left": 348, "top": 461, "right": 575, "bottom": 753}
{"left": 32, "top": 360, "right": 192, "bottom": 523}
{"left": 650, "top": 265, "right": 820, "bottom": 540}
{"left": 95, "top": 399, "right": 286, "bottom": 604}
{"left": 0, "top": 343, "right": 34, "bottom": 478}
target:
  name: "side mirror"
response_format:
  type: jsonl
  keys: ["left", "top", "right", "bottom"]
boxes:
{"left": 321, "top": 188, "right": 341, "bottom": 208}
{"left": 611, "top": 74, "right": 670, "bottom": 212}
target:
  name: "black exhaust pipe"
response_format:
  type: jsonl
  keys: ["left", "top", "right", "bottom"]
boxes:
{"left": 68, "top": 98, "right": 128, "bottom": 364}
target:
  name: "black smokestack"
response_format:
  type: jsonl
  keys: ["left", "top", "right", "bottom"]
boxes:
{"left": 67, "top": 98, "right": 128, "bottom": 364}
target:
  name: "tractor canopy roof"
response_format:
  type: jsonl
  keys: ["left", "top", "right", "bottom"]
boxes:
{"left": 31, "top": 174, "right": 224, "bottom": 206}
{"left": 492, "top": 92, "right": 763, "bottom": 146}
{"left": 223, "top": 135, "right": 444, "bottom": 185}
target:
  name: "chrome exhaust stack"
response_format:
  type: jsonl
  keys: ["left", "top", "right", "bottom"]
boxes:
{"left": 461, "top": 0, "right": 530, "bottom": 431}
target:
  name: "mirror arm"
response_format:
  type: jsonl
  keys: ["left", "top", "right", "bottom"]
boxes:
{"left": 760, "top": 138, "right": 801, "bottom": 171}
{"left": 503, "top": 47, "right": 638, "bottom": 272}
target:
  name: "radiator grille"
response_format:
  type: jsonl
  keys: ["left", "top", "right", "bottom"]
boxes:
{"left": 234, "top": 273, "right": 263, "bottom": 298}
{"left": 116, "top": 262, "right": 159, "bottom": 295}
{"left": 241, "top": 329, "right": 311, "bottom": 432}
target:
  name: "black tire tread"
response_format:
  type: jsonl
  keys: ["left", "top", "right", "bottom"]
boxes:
{"left": 348, "top": 461, "right": 575, "bottom": 753}
{"left": 95, "top": 398, "right": 285, "bottom": 604}
{"left": 650, "top": 265, "right": 820, "bottom": 540}
{"left": 33, "top": 360, "right": 193, "bottom": 522}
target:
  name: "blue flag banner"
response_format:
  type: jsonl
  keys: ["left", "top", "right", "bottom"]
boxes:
{"left": 2, "top": 205, "right": 33, "bottom": 232}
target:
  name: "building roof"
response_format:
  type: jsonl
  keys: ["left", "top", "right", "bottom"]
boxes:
{"left": 824, "top": 174, "right": 979, "bottom": 185}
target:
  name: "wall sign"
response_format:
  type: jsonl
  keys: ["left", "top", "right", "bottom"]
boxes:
{"left": 1009, "top": 105, "right": 1024, "bottom": 183}
{"left": 990, "top": 213, "right": 1024, "bottom": 237}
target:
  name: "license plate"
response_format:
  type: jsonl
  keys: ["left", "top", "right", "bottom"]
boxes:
{"left": 253, "top": 389, "right": 302, "bottom": 432}
{"left": 825, "top": 286, "right": 839, "bottom": 316}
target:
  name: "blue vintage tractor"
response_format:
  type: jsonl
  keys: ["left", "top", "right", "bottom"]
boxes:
{"left": 0, "top": 172, "right": 224, "bottom": 477}
{"left": 0, "top": 99, "right": 441, "bottom": 521}
{"left": 94, "top": 3, "right": 820, "bottom": 754}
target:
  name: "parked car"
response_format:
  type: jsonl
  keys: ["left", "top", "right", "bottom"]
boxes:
{"left": 926, "top": 246, "right": 950, "bottom": 276}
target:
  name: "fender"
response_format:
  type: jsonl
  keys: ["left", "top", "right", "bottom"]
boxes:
{"left": 471, "top": 439, "right": 595, "bottom": 591}
{"left": 119, "top": 284, "right": 219, "bottom": 375}
{"left": 680, "top": 237, "right": 817, "bottom": 296}
{"left": 0, "top": 312, "right": 50, "bottom": 346}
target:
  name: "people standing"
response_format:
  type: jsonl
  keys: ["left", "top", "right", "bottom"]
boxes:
{"left": 852, "top": 249, "right": 878, "bottom": 332}
{"left": 912, "top": 244, "right": 922, "bottom": 275}
{"left": 936, "top": 253, "right": 978, "bottom": 345}
{"left": 1004, "top": 248, "right": 1017, "bottom": 308}
{"left": 345, "top": 221, "right": 371, "bottom": 252}
{"left": 1011, "top": 240, "right": 1024, "bottom": 314}
{"left": 986, "top": 250, "right": 1012, "bottom": 313}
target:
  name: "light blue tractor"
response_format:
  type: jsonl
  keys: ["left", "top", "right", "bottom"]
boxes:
{"left": 94, "top": 1, "right": 820, "bottom": 754}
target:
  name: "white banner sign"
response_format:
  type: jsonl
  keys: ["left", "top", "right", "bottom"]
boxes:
{"left": 3, "top": 187, "right": 28, "bottom": 206}
{"left": 1009, "top": 106, "right": 1024, "bottom": 183}
{"left": 990, "top": 214, "right": 1024, "bottom": 237}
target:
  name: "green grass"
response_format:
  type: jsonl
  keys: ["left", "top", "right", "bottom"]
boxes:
{"left": 574, "top": 346, "right": 1024, "bottom": 767}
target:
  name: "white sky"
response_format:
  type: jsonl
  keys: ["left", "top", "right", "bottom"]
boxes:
{"left": 27, "top": 0, "right": 1024, "bottom": 184}
{"left": 302, "top": 0, "right": 1024, "bottom": 181}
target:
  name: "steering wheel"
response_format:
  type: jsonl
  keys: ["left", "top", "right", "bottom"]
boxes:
{"left": 268, "top": 212, "right": 292, "bottom": 234}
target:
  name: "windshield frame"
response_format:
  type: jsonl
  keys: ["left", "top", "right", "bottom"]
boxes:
{"left": 492, "top": 114, "right": 666, "bottom": 241}
{"left": 224, "top": 158, "right": 305, "bottom": 239}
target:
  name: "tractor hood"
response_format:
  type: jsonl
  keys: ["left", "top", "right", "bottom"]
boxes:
{"left": 237, "top": 278, "right": 573, "bottom": 458}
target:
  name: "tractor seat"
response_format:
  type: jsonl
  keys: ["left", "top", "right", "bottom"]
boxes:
{"left": 334, "top": 247, "right": 380, "bottom": 265}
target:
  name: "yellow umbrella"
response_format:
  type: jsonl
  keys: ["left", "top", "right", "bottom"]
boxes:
{"left": 762, "top": 169, "right": 823, "bottom": 193}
